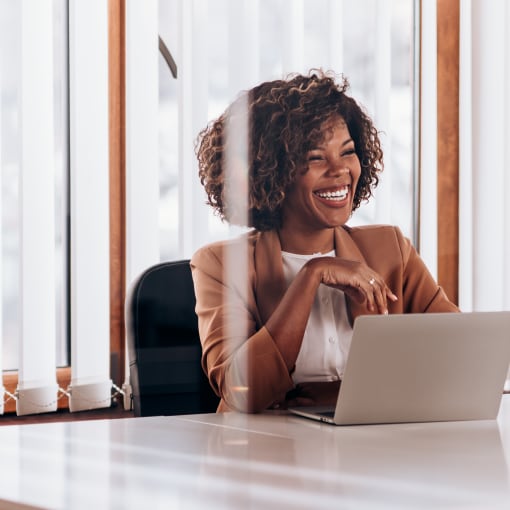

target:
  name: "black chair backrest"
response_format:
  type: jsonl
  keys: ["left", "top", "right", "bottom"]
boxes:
{"left": 125, "top": 260, "right": 219, "bottom": 416}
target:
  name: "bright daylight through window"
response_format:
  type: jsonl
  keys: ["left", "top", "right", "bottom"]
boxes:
{"left": 0, "top": 0, "right": 69, "bottom": 372}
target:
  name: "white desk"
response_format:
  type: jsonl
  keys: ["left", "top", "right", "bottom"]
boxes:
{"left": 1, "top": 397, "right": 510, "bottom": 510}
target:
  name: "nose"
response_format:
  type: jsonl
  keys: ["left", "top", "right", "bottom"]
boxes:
{"left": 326, "top": 161, "right": 349, "bottom": 177}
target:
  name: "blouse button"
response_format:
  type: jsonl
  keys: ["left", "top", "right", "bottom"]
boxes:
{"left": 328, "top": 336, "right": 335, "bottom": 344}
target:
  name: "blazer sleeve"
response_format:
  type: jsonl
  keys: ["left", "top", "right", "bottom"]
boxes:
{"left": 394, "top": 227, "right": 459, "bottom": 313}
{"left": 190, "top": 246, "right": 294, "bottom": 413}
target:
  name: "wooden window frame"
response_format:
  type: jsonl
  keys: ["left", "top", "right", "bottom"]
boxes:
{"left": 108, "top": 0, "right": 126, "bottom": 392}
{"left": 436, "top": 0, "right": 460, "bottom": 304}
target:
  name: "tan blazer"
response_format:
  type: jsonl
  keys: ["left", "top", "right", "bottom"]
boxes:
{"left": 190, "top": 225, "right": 459, "bottom": 413}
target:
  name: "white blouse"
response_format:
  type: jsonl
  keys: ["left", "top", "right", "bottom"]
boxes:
{"left": 281, "top": 250, "right": 353, "bottom": 384}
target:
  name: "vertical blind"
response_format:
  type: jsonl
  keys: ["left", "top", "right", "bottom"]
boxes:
{"left": 125, "top": 0, "right": 160, "bottom": 283}
{"left": 17, "top": 0, "right": 58, "bottom": 416}
{"left": 0, "top": 30, "right": 3, "bottom": 415}
{"left": 1, "top": 0, "right": 113, "bottom": 416}
{"left": 122, "top": 0, "right": 161, "bottom": 404}
{"left": 459, "top": 0, "right": 510, "bottom": 312}
{"left": 68, "top": 0, "right": 111, "bottom": 413}
{"left": 419, "top": 0, "right": 438, "bottom": 279}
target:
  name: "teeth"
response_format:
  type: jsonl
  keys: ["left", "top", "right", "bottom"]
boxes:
{"left": 316, "top": 188, "right": 348, "bottom": 200}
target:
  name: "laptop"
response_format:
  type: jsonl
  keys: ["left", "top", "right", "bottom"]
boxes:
{"left": 289, "top": 311, "right": 510, "bottom": 425}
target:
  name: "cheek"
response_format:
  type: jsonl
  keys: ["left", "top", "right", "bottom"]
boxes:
{"left": 352, "top": 164, "right": 362, "bottom": 184}
{"left": 290, "top": 174, "right": 315, "bottom": 196}
{"left": 351, "top": 166, "right": 363, "bottom": 197}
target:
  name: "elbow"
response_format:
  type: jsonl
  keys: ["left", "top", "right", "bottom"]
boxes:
{"left": 218, "top": 381, "right": 271, "bottom": 414}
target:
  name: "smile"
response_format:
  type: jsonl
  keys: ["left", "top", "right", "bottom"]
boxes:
{"left": 314, "top": 186, "right": 349, "bottom": 201}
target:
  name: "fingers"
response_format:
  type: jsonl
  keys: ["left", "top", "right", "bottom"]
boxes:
{"left": 285, "top": 397, "right": 315, "bottom": 408}
{"left": 364, "top": 274, "right": 398, "bottom": 314}
{"left": 285, "top": 381, "right": 341, "bottom": 408}
{"left": 316, "top": 258, "right": 398, "bottom": 314}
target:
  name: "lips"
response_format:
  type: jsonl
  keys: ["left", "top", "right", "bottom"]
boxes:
{"left": 314, "top": 185, "right": 349, "bottom": 202}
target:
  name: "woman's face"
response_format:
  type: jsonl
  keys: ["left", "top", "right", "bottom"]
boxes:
{"left": 280, "top": 116, "right": 361, "bottom": 232}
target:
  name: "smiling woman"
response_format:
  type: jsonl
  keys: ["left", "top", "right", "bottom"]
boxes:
{"left": 190, "top": 71, "right": 459, "bottom": 414}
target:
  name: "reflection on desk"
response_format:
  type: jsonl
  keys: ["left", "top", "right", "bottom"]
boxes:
{"left": 1, "top": 396, "right": 510, "bottom": 509}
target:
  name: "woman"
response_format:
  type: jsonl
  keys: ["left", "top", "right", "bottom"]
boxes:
{"left": 191, "top": 70, "right": 458, "bottom": 413}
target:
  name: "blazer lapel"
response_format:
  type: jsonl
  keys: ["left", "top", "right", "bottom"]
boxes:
{"left": 334, "top": 226, "right": 376, "bottom": 325}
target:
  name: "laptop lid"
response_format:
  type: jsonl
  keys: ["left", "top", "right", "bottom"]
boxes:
{"left": 291, "top": 312, "right": 510, "bottom": 425}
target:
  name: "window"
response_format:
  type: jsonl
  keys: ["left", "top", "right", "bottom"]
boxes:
{"left": 157, "top": 0, "right": 417, "bottom": 262}
{"left": 1, "top": 0, "right": 111, "bottom": 416}
{"left": 0, "top": 0, "right": 69, "bottom": 372}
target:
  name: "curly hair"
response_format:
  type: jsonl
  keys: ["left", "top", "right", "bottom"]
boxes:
{"left": 195, "top": 70, "right": 383, "bottom": 231}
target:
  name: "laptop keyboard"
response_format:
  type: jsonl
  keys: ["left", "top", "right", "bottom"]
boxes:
{"left": 318, "top": 410, "right": 335, "bottom": 418}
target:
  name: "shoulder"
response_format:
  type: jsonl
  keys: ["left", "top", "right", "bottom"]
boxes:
{"left": 344, "top": 223, "right": 407, "bottom": 241}
{"left": 191, "top": 230, "right": 260, "bottom": 271}
{"left": 342, "top": 224, "right": 413, "bottom": 258}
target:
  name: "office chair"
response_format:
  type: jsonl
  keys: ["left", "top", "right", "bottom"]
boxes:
{"left": 125, "top": 260, "right": 219, "bottom": 417}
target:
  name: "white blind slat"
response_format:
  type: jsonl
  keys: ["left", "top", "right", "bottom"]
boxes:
{"left": 328, "top": 0, "right": 344, "bottom": 72}
{"left": 418, "top": 1, "right": 438, "bottom": 280}
{"left": 505, "top": 1, "right": 510, "bottom": 310}
{"left": 373, "top": 2, "right": 392, "bottom": 225}
{"left": 124, "top": 0, "right": 159, "bottom": 405}
{"left": 190, "top": 0, "right": 209, "bottom": 253}
{"left": 125, "top": 0, "right": 159, "bottom": 280}
{"left": 282, "top": 0, "right": 304, "bottom": 75}
{"left": 68, "top": 0, "right": 111, "bottom": 412}
{"left": 459, "top": 0, "right": 510, "bottom": 312}
{"left": 228, "top": 0, "right": 260, "bottom": 94}
{"left": 460, "top": 0, "right": 510, "bottom": 387}
{"left": 178, "top": 0, "right": 197, "bottom": 258}
{"left": 470, "top": 0, "right": 506, "bottom": 311}
{"left": 0, "top": 52, "right": 3, "bottom": 414}
{"left": 459, "top": 0, "right": 473, "bottom": 311}
{"left": 17, "top": 0, "right": 58, "bottom": 415}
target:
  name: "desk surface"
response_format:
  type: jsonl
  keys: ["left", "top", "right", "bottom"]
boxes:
{"left": 1, "top": 397, "right": 510, "bottom": 510}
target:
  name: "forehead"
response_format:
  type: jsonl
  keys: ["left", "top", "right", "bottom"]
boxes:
{"left": 320, "top": 116, "right": 349, "bottom": 138}
{"left": 318, "top": 116, "right": 350, "bottom": 143}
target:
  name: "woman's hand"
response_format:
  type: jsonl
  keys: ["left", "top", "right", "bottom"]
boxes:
{"left": 307, "top": 257, "right": 398, "bottom": 315}
{"left": 285, "top": 381, "right": 342, "bottom": 408}
{"left": 265, "top": 254, "right": 397, "bottom": 376}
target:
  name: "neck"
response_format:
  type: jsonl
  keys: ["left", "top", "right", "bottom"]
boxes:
{"left": 277, "top": 226, "right": 335, "bottom": 255}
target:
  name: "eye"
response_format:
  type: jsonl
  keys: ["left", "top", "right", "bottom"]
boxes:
{"left": 306, "top": 151, "right": 326, "bottom": 162}
{"left": 341, "top": 147, "right": 356, "bottom": 157}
